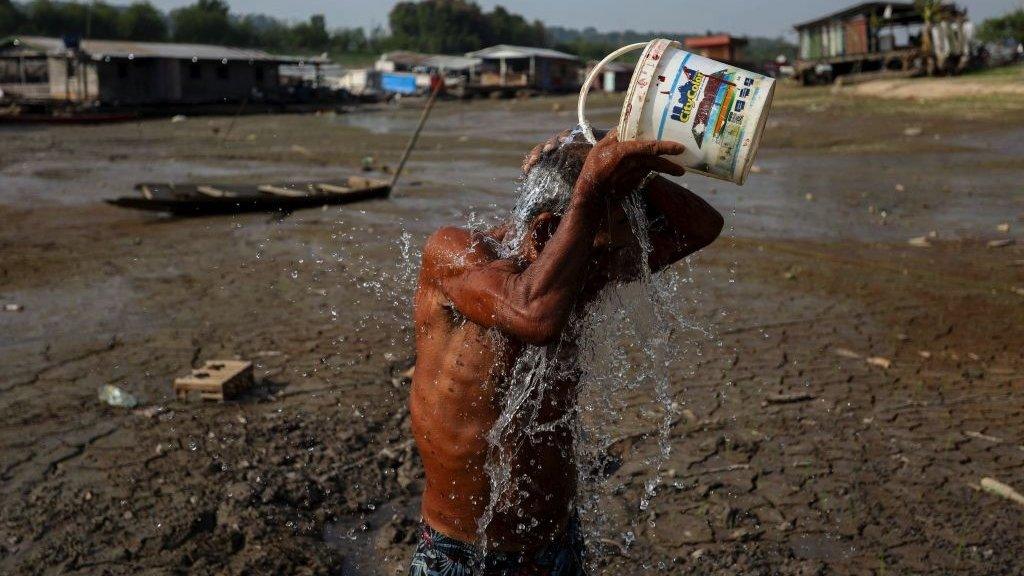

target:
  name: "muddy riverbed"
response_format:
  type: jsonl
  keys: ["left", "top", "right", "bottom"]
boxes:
{"left": 1, "top": 83, "right": 1023, "bottom": 575}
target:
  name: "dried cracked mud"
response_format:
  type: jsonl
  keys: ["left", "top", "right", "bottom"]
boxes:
{"left": 1, "top": 85, "right": 1023, "bottom": 575}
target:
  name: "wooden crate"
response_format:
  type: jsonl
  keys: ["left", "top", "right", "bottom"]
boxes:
{"left": 173, "top": 360, "right": 253, "bottom": 402}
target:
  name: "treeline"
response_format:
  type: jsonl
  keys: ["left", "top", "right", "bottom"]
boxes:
{"left": 977, "top": 9, "right": 1024, "bottom": 43}
{"left": 548, "top": 26, "right": 797, "bottom": 63}
{"left": 0, "top": 0, "right": 545, "bottom": 56}
{"left": 0, "top": 0, "right": 803, "bottom": 63}
{"left": 0, "top": 0, "right": 388, "bottom": 54}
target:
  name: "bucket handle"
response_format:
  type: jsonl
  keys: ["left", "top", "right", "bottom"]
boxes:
{"left": 577, "top": 42, "right": 648, "bottom": 145}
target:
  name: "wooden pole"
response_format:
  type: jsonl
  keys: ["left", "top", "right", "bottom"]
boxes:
{"left": 389, "top": 81, "right": 441, "bottom": 193}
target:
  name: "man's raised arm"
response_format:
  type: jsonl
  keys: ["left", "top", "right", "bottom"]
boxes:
{"left": 645, "top": 176, "right": 724, "bottom": 273}
{"left": 429, "top": 133, "right": 685, "bottom": 345}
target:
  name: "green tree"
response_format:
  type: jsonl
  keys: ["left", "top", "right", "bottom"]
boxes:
{"left": 22, "top": 0, "right": 119, "bottom": 38}
{"left": 118, "top": 2, "right": 167, "bottom": 41}
{"left": 170, "top": 0, "right": 231, "bottom": 44}
{"left": 978, "top": 9, "right": 1024, "bottom": 43}
{"left": 389, "top": 0, "right": 488, "bottom": 53}
{"left": 291, "top": 14, "right": 329, "bottom": 51}
{"left": 0, "top": 0, "right": 25, "bottom": 36}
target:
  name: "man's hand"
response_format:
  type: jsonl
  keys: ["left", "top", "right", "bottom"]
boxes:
{"left": 575, "top": 129, "right": 686, "bottom": 202}
{"left": 521, "top": 128, "right": 613, "bottom": 174}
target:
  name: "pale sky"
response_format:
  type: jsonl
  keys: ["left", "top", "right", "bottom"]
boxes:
{"left": 137, "top": 0, "right": 1021, "bottom": 38}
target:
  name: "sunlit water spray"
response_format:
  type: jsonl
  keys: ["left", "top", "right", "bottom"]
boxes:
{"left": 280, "top": 128, "right": 715, "bottom": 573}
{"left": 472, "top": 132, "right": 714, "bottom": 570}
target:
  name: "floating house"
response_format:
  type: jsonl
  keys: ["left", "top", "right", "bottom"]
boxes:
{"left": 0, "top": 36, "right": 323, "bottom": 105}
{"left": 684, "top": 34, "right": 748, "bottom": 65}
{"left": 793, "top": 1, "right": 971, "bottom": 83}
{"left": 584, "top": 60, "right": 632, "bottom": 93}
{"left": 465, "top": 45, "right": 582, "bottom": 93}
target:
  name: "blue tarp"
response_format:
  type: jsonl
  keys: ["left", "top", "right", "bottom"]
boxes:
{"left": 381, "top": 73, "right": 418, "bottom": 95}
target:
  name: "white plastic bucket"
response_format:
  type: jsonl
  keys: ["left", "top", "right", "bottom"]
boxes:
{"left": 579, "top": 39, "right": 776, "bottom": 185}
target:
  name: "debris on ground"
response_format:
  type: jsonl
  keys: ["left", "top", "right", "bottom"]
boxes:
{"left": 980, "top": 477, "right": 1024, "bottom": 508}
{"left": 895, "top": 184, "right": 906, "bottom": 192}
{"left": 764, "top": 392, "right": 815, "bottom": 405}
{"left": 866, "top": 357, "right": 892, "bottom": 369}
{"left": 97, "top": 384, "right": 139, "bottom": 408}
{"left": 903, "top": 126, "right": 923, "bottom": 137}
{"left": 997, "top": 223, "right": 1011, "bottom": 233}
{"left": 908, "top": 236, "right": 931, "bottom": 248}
{"left": 170, "top": 115, "right": 187, "bottom": 123}
{"left": 3, "top": 303, "right": 23, "bottom": 312}
{"left": 834, "top": 348, "right": 862, "bottom": 359}
{"left": 965, "top": 431, "right": 1002, "bottom": 443}
{"left": 173, "top": 360, "right": 253, "bottom": 402}
{"left": 987, "top": 238, "right": 1015, "bottom": 248}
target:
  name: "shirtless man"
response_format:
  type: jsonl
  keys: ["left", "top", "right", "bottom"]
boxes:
{"left": 409, "top": 129, "right": 724, "bottom": 575}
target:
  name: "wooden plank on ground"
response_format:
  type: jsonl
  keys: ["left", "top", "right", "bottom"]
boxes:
{"left": 173, "top": 360, "right": 253, "bottom": 402}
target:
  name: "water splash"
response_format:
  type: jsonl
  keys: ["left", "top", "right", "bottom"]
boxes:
{"left": 476, "top": 135, "right": 713, "bottom": 569}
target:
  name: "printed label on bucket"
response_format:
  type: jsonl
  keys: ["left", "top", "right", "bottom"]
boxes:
{"left": 637, "top": 49, "right": 774, "bottom": 183}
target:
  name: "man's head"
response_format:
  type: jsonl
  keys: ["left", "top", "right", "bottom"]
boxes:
{"left": 506, "top": 133, "right": 591, "bottom": 258}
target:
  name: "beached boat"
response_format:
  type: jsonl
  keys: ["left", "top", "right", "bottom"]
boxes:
{"left": 106, "top": 176, "right": 391, "bottom": 216}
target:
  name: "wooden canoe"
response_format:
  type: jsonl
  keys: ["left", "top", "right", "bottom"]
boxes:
{"left": 106, "top": 176, "right": 391, "bottom": 216}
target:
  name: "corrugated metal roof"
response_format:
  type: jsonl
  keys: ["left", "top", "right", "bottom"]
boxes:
{"left": 465, "top": 45, "right": 580, "bottom": 61}
{"left": 378, "top": 51, "right": 481, "bottom": 71}
{"left": 791, "top": 2, "right": 963, "bottom": 30}
{"left": 3, "top": 36, "right": 323, "bottom": 63}
{"left": 422, "top": 55, "right": 481, "bottom": 70}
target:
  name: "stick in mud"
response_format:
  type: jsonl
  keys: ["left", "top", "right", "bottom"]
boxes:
{"left": 390, "top": 81, "right": 443, "bottom": 193}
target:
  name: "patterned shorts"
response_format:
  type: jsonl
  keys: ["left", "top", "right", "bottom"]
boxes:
{"left": 408, "top": 519, "right": 587, "bottom": 576}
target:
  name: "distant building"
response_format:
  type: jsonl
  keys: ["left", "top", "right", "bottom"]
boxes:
{"left": 0, "top": 35, "right": 323, "bottom": 105}
{"left": 369, "top": 51, "right": 482, "bottom": 95}
{"left": 584, "top": 60, "right": 632, "bottom": 93}
{"left": 793, "top": 1, "right": 971, "bottom": 83}
{"left": 684, "top": 35, "right": 748, "bottom": 64}
{"left": 465, "top": 45, "right": 582, "bottom": 92}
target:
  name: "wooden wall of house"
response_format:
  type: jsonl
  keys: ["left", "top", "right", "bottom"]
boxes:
{"left": 46, "top": 57, "right": 99, "bottom": 101}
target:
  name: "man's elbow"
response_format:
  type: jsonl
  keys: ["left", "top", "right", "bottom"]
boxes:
{"left": 704, "top": 209, "right": 725, "bottom": 246}
{"left": 690, "top": 208, "right": 724, "bottom": 251}
{"left": 513, "top": 303, "right": 568, "bottom": 346}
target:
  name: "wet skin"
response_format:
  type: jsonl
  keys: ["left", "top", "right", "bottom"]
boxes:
{"left": 410, "top": 130, "right": 724, "bottom": 551}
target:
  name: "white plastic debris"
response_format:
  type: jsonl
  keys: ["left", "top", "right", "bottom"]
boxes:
{"left": 98, "top": 384, "right": 139, "bottom": 408}
{"left": 171, "top": 115, "right": 187, "bottom": 123}
{"left": 866, "top": 357, "right": 892, "bottom": 369}
{"left": 980, "top": 477, "right": 1024, "bottom": 508}
{"left": 3, "top": 303, "right": 23, "bottom": 312}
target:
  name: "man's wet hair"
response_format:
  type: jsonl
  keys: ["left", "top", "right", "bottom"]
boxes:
{"left": 506, "top": 132, "right": 591, "bottom": 253}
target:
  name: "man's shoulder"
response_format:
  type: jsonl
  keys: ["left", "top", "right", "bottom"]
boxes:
{"left": 422, "top": 226, "right": 500, "bottom": 277}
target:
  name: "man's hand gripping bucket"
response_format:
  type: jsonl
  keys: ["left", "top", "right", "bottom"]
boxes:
{"left": 578, "top": 39, "right": 776, "bottom": 186}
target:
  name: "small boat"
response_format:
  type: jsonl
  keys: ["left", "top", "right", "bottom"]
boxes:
{"left": 106, "top": 176, "right": 391, "bottom": 216}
